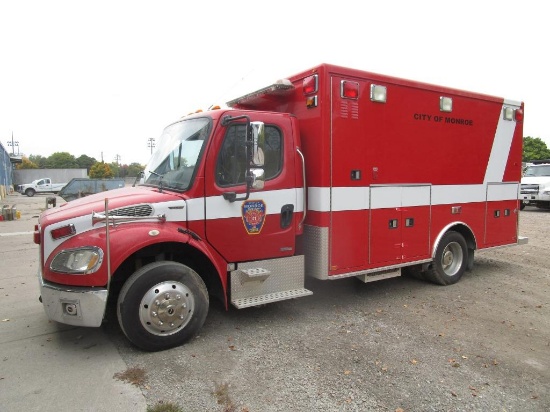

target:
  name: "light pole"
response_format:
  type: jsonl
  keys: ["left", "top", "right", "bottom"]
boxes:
{"left": 7, "top": 132, "right": 19, "bottom": 155}
{"left": 147, "top": 137, "right": 155, "bottom": 154}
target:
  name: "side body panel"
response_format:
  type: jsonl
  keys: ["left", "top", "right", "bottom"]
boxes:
{"left": 238, "top": 64, "right": 523, "bottom": 279}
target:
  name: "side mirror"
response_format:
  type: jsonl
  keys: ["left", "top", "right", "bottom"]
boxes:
{"left": 250, "top": 121, "right": 265, "bottom": 167}
{"left": 250, "top": 168, "right": 265, "bottom": 190}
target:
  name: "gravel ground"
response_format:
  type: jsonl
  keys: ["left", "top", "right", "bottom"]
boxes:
{"left": 103, "top": 207, "right": 550, "bottom": 412}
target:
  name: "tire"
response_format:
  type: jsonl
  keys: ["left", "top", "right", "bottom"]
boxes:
{"left": 25, "top": 188, "right": 35, "bottom": 197}
{"left": 424, "top": 231, "right": 468, "bottom": 286}
{"left": 117, "top": 261, "right": 209, "bottom": 351}
{"left": 402, "top": 264, "right": 425, "bottom": 281}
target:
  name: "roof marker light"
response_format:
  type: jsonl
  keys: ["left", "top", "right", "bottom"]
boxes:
{"left": 503, "top": 107, "right": 514, "bottom": 121}
{"left": 303, "top": 75, "right": 318, "bottom": 95}
{"left": 341, "top": 80, "right": 359, "bottom": 99}
{"left": 514, "top": 108, "right": 523, "bottom": 122}
{"left": 370, "top": 84, "right": 387, "bottom": 103}
{"left": 440, "top": 96, "right": 453, "bottom": 112}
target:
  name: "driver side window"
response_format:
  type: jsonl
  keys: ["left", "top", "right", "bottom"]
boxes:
{"left": 216, "top": 125, "right": 282, "bottom": 187}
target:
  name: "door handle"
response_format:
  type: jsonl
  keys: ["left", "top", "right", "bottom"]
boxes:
{"left": 281, "top": 204, "right": 294, "bottom": 229}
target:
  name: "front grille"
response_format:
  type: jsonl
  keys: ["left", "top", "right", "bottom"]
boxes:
{"left": 520, "top": 184, "right": 539, "bottom": 194}
{"left": 109, "top": 204, "right": 153, "bottom": 217}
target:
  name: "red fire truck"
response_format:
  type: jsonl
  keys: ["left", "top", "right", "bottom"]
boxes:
{"left": 36, "top": 64, "right": 527, "bottom": 351}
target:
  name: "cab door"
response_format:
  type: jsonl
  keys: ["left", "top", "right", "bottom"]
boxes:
{"left": 204, "top": 114, "right": 300, "bottom": 263}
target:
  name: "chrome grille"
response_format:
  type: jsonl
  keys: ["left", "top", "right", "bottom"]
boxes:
{"left": 109, "top": 204, "right": 153, "bottom": 217}
{"left": 520, "top": 184, "right": 539, "bottom": 194}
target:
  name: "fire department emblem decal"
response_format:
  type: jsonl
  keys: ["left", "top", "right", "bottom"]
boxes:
{"left": 242, "top": 200, "right": 266, "bottom": 235}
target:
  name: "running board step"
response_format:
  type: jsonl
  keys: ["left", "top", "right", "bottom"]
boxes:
{"left": 231, "top": 288, "right": 313, "bottom": 309}
{"left": 356, "top": 268, "right": 401, "bottom": 283}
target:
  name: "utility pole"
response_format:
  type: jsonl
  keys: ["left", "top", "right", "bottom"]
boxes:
{"left": 147, "top": 137, "right": 155, "bottom": 154}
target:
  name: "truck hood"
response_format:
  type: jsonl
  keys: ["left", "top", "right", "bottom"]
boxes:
{"left": 39, "top": 186, "right": 185, "bottom": 227}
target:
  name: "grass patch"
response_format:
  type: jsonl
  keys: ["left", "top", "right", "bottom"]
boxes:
{"left": 147, "top": 401, "right": 184, "bottom": 412}
{"left": 213, "top": 382, "right": 238, "bottom": 412}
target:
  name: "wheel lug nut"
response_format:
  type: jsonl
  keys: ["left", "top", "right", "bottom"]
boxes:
{"left": 165, "top": 293, "right": 170, "bottom": 299}
{"left": 155, "top": 300, "right": 160, "bottom": 306}
{"left": 152, "top": 311, "right": 157, "bottom": 317}
{"left": 176, "top": 295, "right": 181, "bottom": 300}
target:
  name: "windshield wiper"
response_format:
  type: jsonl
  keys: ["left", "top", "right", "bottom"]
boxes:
{"left": 148, "top": 171, "right": 165, "bottom": 193}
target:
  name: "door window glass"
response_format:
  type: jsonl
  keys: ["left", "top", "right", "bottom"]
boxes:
{"left": 216, "top": 125, "right": 282, "bottom": 187}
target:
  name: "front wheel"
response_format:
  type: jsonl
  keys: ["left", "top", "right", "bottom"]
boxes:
{"left": 117, "top": 261, "right": 209, "bottom": 351}
{"left": 424, "top": 231, "right": 468, "bottom": 286}
{"left": 25, "top": 188, "right": 35, "bottom": 197}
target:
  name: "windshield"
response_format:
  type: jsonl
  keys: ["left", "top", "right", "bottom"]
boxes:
{"left": 144, "top": 117, "right": 211, "bottom": 191}
{"left": 524, "top": 165, "right": 550, "bottom": 177}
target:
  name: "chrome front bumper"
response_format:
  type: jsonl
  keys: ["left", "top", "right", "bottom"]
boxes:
{"left": 39, "top": 276, "right": 108, "bottom": 327}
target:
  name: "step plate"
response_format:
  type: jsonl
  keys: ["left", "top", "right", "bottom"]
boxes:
{"left": 231, "top": 288, "right": 313, "bottom": 309}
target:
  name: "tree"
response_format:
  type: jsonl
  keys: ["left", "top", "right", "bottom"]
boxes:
{"left": 16, "top": 156, "right": 38, "bottom": 169}
{"left": 28, "top": 154, "right": 47, "bottom": 168}
{"left": 89, "top": 162, "right": 114, "bottom": 178}
{"left": 127, "top": 162, "right": 145, "bottom": 177}
{"left": 76, "top": 154, "right": 98, "bottom": 173}
{"left": 46, "top": 152, "right": 78, "bottom": 168}
{"left": 109, "top": 162, "right": 120, "bottom": 177}
{"left": 523, "top": 136, "right": 550, "bottom": 162}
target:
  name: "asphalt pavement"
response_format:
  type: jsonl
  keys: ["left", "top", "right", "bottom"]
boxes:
{"left": 0, "top": 192, "right": 146, "bottom": 412}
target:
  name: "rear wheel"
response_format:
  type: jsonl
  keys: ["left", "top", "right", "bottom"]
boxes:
{"left": 117, "top": 261, "right": 209, "bottom": 351}
{"left": 425, "top": 231, "right": 468, "bottom": 285}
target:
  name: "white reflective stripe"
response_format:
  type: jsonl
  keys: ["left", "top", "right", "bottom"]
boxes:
{"left": 402, "top": 186, "right": 431, "bottom": 207}
{"left": 200, "top": 188, "right": 302, "bottom": 221}
{"left": 487, "top": 183, "right": 519, "bottom": 201}
{"left": 308, "top": 187, "right": 330, "bottom": 211}
{"left": 432, "top": 185, "right": 487, "bottom": 205}
{"left": 153, "top": 200, "right": 187, "bottom": 221}
{"left": 370, "top": 186, "right": 401, "bottom": 209}
{"left": 332, "top": 187, "right": 369, "bottom": 210}
{"left": 187, "top": 197, "right": 205, "bottom": 221}
{"left": 484, "top": 103, "right": 518, "bottom": 184}
{"left": 309, "top": 184, "right": 519, "bottom": 212}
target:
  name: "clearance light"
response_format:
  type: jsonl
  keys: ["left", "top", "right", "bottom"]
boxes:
{"left": 341, "top": 80, "right": 359, "bottom": 99}
{"left": 440, "top": 96, "right": 453, "bottom": 112}
{"left": 51, "top": 224, "right": 76, "bottom": 240}
{"left": 303, "top": 75, "right": 318, "bottom": 95}
{"left": 514, "top": 108, "right": 523, "bottom": 121}
{"left": 503, "top": 106, "right": 516, "bottom": 121}
{"left": 370, "top": 84, "right": 387, "bottom": 103}
{"left": 34, "top": 224, "right": 40, "bottom": 244}
{"left": 306, "top": 95, "right": 318, "bottom": 109}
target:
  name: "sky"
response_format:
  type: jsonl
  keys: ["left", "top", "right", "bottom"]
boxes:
{"left": 1, "top": 1, "right": 548, "bottom": 166}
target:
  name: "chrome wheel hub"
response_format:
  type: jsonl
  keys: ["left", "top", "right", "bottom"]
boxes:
{"left": 139, "top": 281, "right": 194, "bottom": 336}
{"left": 441, "top": 241, "right": 463, "bottom": 276}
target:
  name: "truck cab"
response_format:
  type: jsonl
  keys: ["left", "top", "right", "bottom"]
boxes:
{"left": 520, "top": 162, "right": 550, "bottom": 209}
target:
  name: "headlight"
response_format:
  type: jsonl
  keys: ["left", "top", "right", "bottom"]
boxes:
{"left": 50, "top": 247, "right": 103, "bottom": 274}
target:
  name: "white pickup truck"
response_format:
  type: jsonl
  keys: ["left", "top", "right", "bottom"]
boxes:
{"left": 17, "top": 178, "right": 67, "bottom": 197}
{"left": 520, "top": 163, "right": 550, "bottom": 210}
